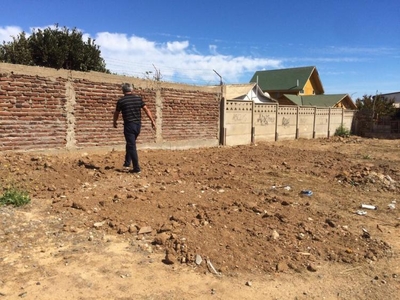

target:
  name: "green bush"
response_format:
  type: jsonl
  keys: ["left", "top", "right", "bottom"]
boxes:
{"left": 0, "top": 186, "right": 31, "bottom": 207}
{"left": 334, "top": 124, "right": 351, "bottom": 137}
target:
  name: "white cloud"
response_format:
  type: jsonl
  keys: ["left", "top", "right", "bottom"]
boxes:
{"left": 0, "top": 26, "right": 23, "bottom": 43}
{"left": 1, "top": 27, "right": 282, "bottom": 85}
{"left": 94, "top": 32, "right": 282, "bottom": 84}
{"left": 166, "top": 41, "right": 189, "bottom": 52}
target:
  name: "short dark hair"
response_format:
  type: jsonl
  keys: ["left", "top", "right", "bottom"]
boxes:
{"left": 122, "top": 83, "right": 133, "bottom": 93}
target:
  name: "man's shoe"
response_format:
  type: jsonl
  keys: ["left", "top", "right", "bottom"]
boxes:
{"left": 131, "top": 169, "right": 141, "bottom": 174}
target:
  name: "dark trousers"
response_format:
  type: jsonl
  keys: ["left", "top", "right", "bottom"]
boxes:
{"left": 123, "top": 122, "right": 141, "bottom": 171}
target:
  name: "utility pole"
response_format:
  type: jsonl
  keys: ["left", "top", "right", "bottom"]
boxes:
{"left": 213, "top": 69, "right": 226, "bottom": 145}
{"left": 213, "top": 69, "right": 223, "bottom": 86}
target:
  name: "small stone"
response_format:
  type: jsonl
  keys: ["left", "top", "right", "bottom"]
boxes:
{"left": 138, "top": 226, "right": 152, "bottom": 234}
{"left": 71, "top": 202, "right": 85, "bottom": 210}
{"left": 325, "top": 219, "right": 336, "bottom": 228}
{"left": 129, "top": 224, "right": 139, "bottom": 233}
{"left": 163, "top": 250, "right": 176, "bottom": 265}
{"left": 153, "top": 232, "right": 170, "bottom": 245}
{"left": 245, "top": 281, "right": 252, "bottom": 287}
{"left": 297, "top": 233, "right": 305, "bottom": 240}
{"left": 117, "top": 225, "right": 129, "bottom": 234}
{"left": 195, "top": 254, "right": 203, "bottom": 265}
{"left": 47, "top": 185, "right": 56, "bottom": 191}
{"left": 93, "top": 221, "right": 105, "bottom": 229}
{"left": 271, "top": 230, "right": 279, "bottom": 240}
{"left": 276, "top": 261, "right": 288, "bottom": 272}
{"left": 307, "top": 264, "right": 317, "bottom": 272}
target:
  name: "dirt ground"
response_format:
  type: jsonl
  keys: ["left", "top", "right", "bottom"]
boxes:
{"left": 1, "top": 136, "right": 400, "bottom": 300}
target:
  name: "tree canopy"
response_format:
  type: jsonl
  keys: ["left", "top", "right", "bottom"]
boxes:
{"left": 0, "top": 24, "right": 109, "bottom": 73}
{"left": 355, "top": 94, "right": 396, "bottom": 120}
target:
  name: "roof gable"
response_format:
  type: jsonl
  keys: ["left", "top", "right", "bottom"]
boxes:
{"left": 250, "top": 66, "right": 324, "bottom": 94}
{"left": 224, "top": 83, "right": 276, "bottom": 103}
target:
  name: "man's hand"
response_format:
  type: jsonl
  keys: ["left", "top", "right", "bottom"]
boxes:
{"left": 151, "top": 121, "right": 156, "bottom": 130}
{"left": 113, "top": 110, "right": 120, "bottom": 128}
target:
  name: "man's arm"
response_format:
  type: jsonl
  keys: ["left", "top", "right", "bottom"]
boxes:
{"left": 113, "top": 110, "right": 119, "bottom": 128}
{"left": 142, "top": 105, "right": 156, "bottom": 129}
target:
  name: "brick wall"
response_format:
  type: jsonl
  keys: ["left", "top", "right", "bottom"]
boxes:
{"left": 0, "top": 63, "right": 221, "bottom": 152}
{"left": 0, "top": 74, "right": 68, "bottom": 151}
{"left": 161, "top": 88, "right": 219, "bottom": 141}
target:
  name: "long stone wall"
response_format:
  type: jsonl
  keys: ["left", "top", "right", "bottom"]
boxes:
{"left": 0, "top": 63, "right": 221, "bottom": 152}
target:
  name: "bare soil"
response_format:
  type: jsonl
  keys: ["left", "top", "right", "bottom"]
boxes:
{"left": 1, "top": 137, "right": 400, "bottom": 299}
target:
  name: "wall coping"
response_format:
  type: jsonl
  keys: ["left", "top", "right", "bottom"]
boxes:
{"left": 0, "top": 62, "right": 220, "bottom": 93}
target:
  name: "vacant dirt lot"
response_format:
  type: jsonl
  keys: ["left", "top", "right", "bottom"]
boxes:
{"left": 1, "top": 137, "right": 399, "bottom": 299}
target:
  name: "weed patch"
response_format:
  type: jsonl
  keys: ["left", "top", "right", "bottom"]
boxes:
{"left": 0, "top": 186, "right": 31, "bottom": 207}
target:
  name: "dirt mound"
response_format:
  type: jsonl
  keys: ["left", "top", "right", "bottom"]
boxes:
{"left": 1, "top": 136, "right": 400, "bottom": 299}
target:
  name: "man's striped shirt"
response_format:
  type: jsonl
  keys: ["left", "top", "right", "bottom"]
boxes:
{"left": 116, "top": 94, "right": 145, "bottom": 124}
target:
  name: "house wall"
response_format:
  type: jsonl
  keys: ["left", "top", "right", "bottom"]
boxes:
{"left": 0, "top": 63, "right": 220, "bottom": 152}
{"left": 302, "top": 79, "right": 315, "bottom": 95}
{"left": 224, "top": 100, "right": 355, "bottom": 145}
{"left": 381, "top": 92, "right": 400, "bottom": 108}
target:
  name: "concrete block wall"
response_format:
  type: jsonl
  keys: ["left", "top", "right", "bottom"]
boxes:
{"left": 0, "top": 63, "right": 221, "bottom": 152}
{"left": 224, "top": 100, "right": 355, "bottom": 145}
{"left": 277, "top": 106, "right": 297, "bottom": 140}
{"left": 254, "top": 103, "right": 277, "bottom": 141}
{"left": 224, "top": 101, "right": 253, "bottom": 146}
{"left": 298, "top": 107, "right": 315, "bottom": 139}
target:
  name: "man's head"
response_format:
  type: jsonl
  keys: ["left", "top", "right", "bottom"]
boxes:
{"left": 122, "top": 83, "right": 133, "bottom": 94}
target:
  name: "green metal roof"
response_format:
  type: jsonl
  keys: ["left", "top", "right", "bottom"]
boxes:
{"left": 250, "top": 66, "right": 321, "bottom": 92}
{"left": 283, "top": 94, "right": 353, "bottom": 108}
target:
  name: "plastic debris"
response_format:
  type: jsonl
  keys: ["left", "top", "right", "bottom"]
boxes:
{"left": 362, "top": 228, "right": 371, "bottom": 239}
{"left": 356, "top": 210, "right": 367, "bottom": 216}
{"left": 388, "top": 200, "right": 396, "bottom": 210}
{"left": 206, "top": 258, "right": 221, "bottom": 276}
{"left": 361, "top": 204, "right": 377, "bottom": 210}
{"left": 300, "top": 190, "right": 313, "bottom": 197}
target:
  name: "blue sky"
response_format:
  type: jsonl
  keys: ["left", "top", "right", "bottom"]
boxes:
{"left": 1, "top": 0, "right": 399, "bottom": 99}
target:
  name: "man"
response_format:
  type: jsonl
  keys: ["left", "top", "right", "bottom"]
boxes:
{"left": 113, "top": 83, "right": 156, "bottom": 173}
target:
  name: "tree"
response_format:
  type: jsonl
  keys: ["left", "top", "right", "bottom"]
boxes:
{"left": 0, "top": 24, "right": 109, "bottom": 73}
{"left": 355, "top": 94, "right": 396, "bottom": 121}
{"left": 0, "top": 32, "right": 32, "bottom": 65}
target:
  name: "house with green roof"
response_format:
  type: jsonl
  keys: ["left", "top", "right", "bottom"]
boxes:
{"left": 250, "top": 66, "right": 356, "bottom": 109}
